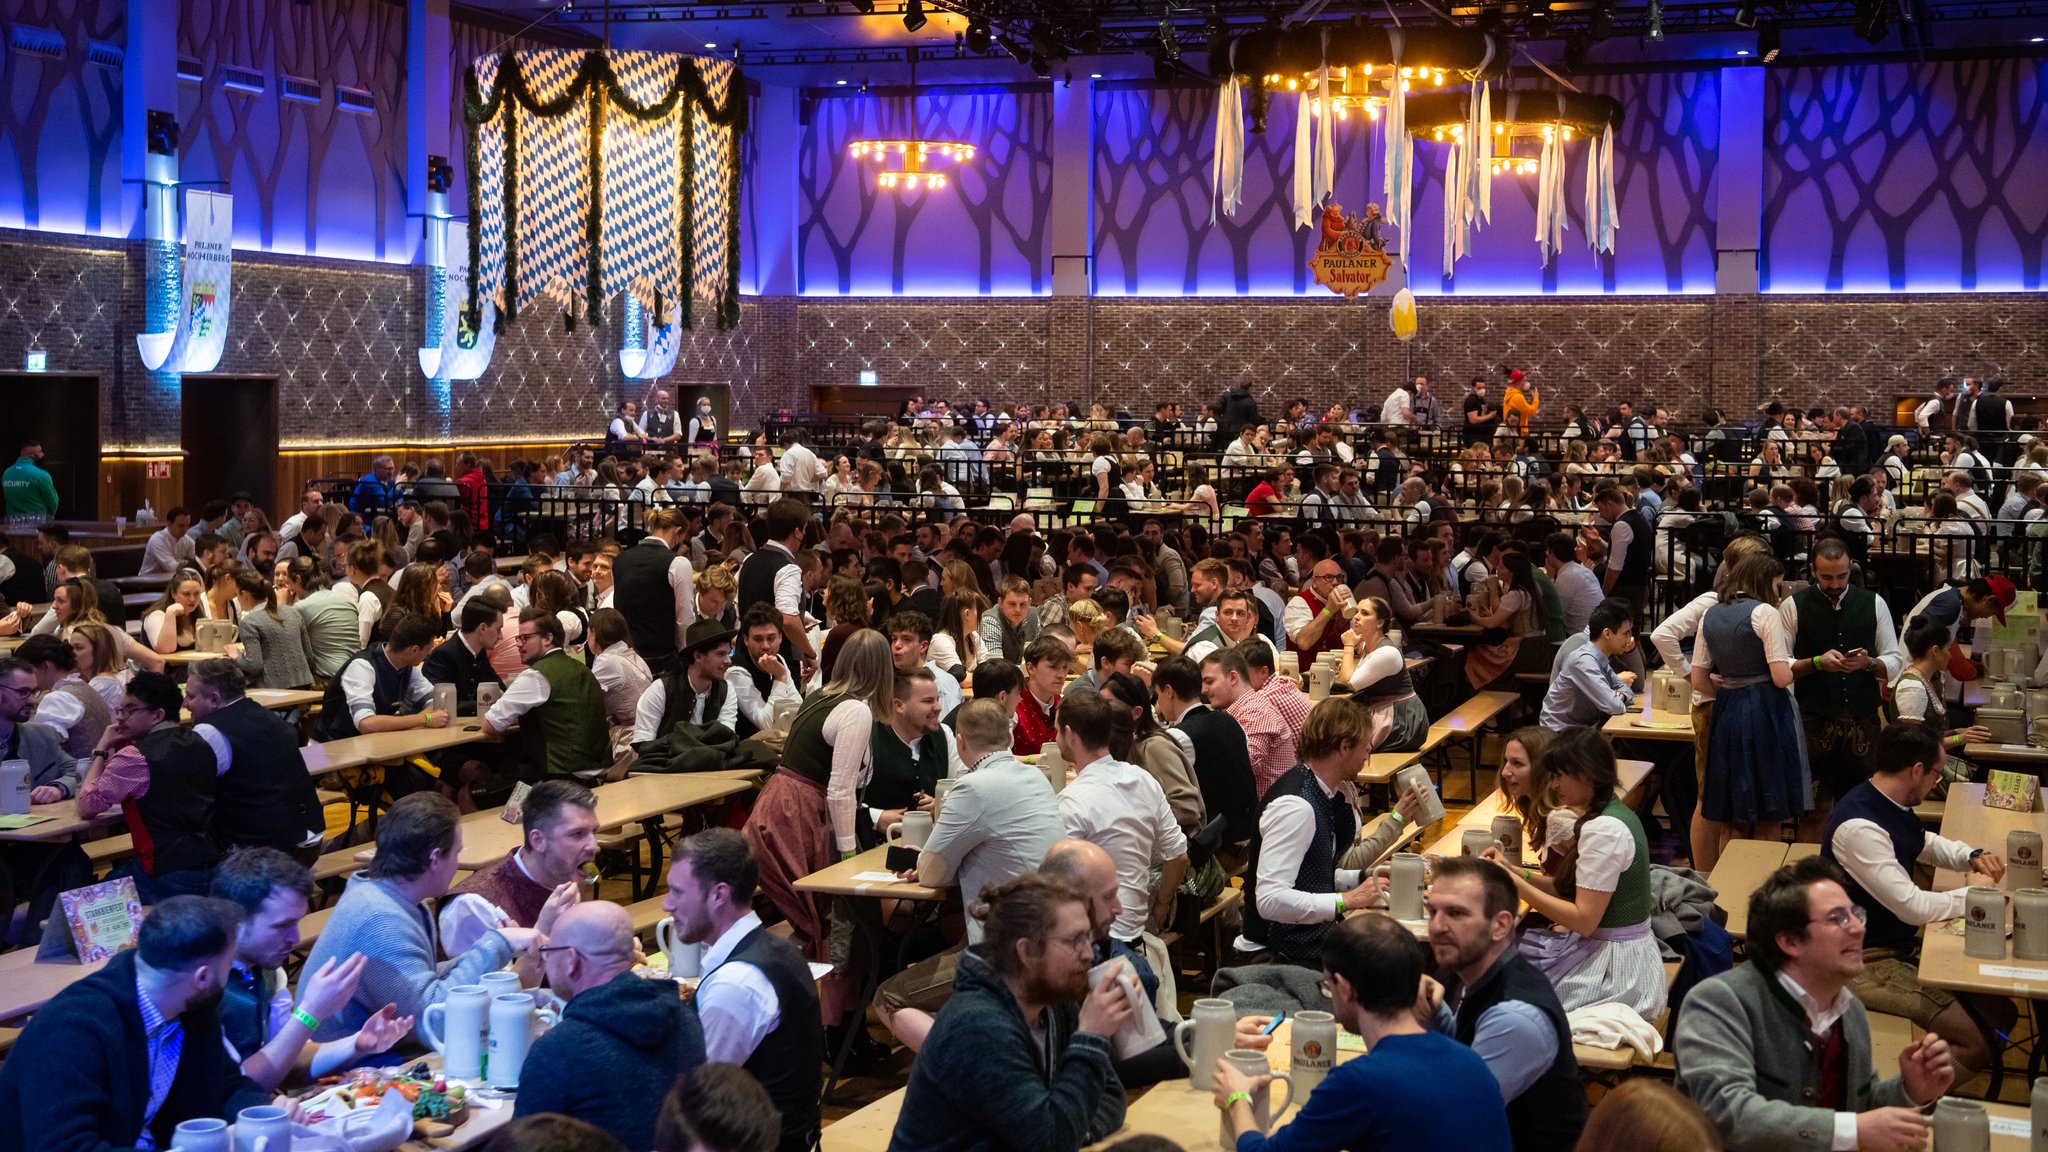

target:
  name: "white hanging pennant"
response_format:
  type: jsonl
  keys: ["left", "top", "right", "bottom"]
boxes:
{"left": 1210, "top": 43, "right": 1244, "bottom": 223}
{"left": 1475, "top": 82, "right": 1493, "bottom": 225}
{"left": 1313, "top": 33, "right": 1335, "bottom": 209}
{"left": 1293, "top": 85, "right": 1315, "bottom": 230}
{"left": 1382, "top": 32, "right": 1411, "bottom": 270}
{"left": 1442, "top": 134, "right": 1462, "bottom": 279}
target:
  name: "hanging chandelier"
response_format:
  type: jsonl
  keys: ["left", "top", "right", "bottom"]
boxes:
{"left": 847, "top": 47, "right": 973, "bottom": 192}
{"left": 1422, "top": 122, "right": 1577, "bottom": 176}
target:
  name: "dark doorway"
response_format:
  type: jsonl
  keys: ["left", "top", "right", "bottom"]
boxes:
{"left": 182, "top": 375, "right": 278, "bottom": 512}
{"left": 0, "top": 372, "right": 100, "bottom": 518}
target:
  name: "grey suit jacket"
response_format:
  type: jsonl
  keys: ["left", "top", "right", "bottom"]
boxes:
{"left": 1673, "top": 963, "right": 1912, "bottom": 1152}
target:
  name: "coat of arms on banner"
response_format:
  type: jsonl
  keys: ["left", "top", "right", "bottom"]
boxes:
{"left": 1308, "top": 199, "right": 1396, "bottom": 299}
{"left": 190, "top": 281, "right": 219, "bottom": 338}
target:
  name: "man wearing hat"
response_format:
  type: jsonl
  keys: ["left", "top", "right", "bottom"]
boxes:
{"left": 1902, "top": 575, "right": 2016, "bottom": 683}
{"left": 632, "top": 618, "right": 742, "bottom": 743}
{"left": 1502, "top": 369, "right": 1539, "bottom": 436}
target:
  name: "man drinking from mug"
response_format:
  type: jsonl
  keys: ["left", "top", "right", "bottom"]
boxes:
{"left": 1821, "top": 721, "right": 2012, "bottom": 1082}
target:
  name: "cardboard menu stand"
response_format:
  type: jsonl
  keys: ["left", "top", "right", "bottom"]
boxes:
{"left": 1986, "top": 770, "right": 2040, "bottom": 813}
{"left": 37, "top": 876, "right": 141, "bottom": 963}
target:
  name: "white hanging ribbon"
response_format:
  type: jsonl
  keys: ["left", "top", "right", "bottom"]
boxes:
{"left": 1382, "top": 31, "right": 1411, "bottom": 270}
{"left": 1475, "top": 82, "right": 1492, "bottom": 225}
{"left": 1292, "top": 83, "right": 1315, "bottom": 230}
{"left": 1313, "top": 32, "right": 1335, "bottom": 210}
{"left": 1210, "top": 42, "right": 1244, "bottom": 223}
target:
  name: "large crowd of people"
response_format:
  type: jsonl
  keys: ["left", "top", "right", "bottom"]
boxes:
{"left": 0, "top": 370, "right": 2038, "bottom": 1152}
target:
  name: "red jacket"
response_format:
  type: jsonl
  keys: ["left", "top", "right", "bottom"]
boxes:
{"left": 457, "top": 467, "right": 490, "bottom": 528}
{"left": 1012, "top": 690, "right": 1059, "bottom": 756}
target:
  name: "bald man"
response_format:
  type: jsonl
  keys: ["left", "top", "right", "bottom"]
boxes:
{"left": 516, "top": 902, "right": 705, "bottom": 1149}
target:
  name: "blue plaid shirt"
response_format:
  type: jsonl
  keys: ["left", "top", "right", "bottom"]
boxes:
{"left": 135, "top": 972, "right": 185, "bottom": 1150}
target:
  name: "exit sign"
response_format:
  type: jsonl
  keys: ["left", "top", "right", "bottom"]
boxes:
{"left": 146, "top": 461, "right": 171, "bottom": 480}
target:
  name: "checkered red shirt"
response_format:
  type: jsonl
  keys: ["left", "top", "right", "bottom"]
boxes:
{"left": 1258, "top": 674, "right": 1313, "bottom": 742}
{"left": 1228, "top": 688, "right": 1299, "bottom": 799}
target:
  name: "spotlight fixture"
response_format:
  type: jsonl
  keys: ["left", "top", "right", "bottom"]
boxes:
{"left": 426, "top": 154, "right": 453, "bottom": 193}
{"left": 1525, "top": 0, "right": 1552, "bottom": 36}
{"left": 849, "top": 0, "right": 874, "bottom": 11}
{"left": 146, "top": 109, "right": 178, "bottom": 155}
{"left": 1645, "top": 0, "right": 1663, "bottom": 42}
{"left": 964, "top": 19, "right": 991, "bottom": 53}
{"left": 1561, "top": 30, "right": 1590, "bottom": 72}
{"left": 996, "top": 32, "right": 1030, "bottom": 63}
{"left": 1733, "top": 0, "right": 1757, "bottom": 27}
{"left": 1852, "top": 0, "right": 1889, "bottom": 42}
{"left": 1159, "top": 15, "right": 1181, "bottom": 59}
{"left": 1204, "top": 12, "right": 1227, "bottom": 63}
{"left": 1587, "top": 0, "right": 1614, "bottom": 40}
{"left": 903, "top": 0, "right": 926, "bottom": 33}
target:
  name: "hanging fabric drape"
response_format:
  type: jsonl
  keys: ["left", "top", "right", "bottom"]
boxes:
{"left": 1381, "top": 30, "right": 1411, "bottom": 269}
{"left": 1583, "top": 122, "right": 1618, "bottom": 255}
{"left": 1534, "top": 118, "right": 1569, "bottom": 262}
{"left": 1292, "top": 83, "right": 1315, "bottom": 229}
{"left": 465, "top": 48, "right": 747, "bottom": 332}
{"left": 1312, "top": 32, "right": 1335, "bottom": 211}
{"left": 1211, "top": 43, "right": 1245, "bottom": 223}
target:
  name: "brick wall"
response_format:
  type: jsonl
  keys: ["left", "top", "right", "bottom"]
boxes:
{"left": 4, "top": 227, "right": 2044, "bottom": 448}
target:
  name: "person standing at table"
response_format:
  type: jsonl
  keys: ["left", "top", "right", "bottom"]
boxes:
{"left": 886, "top": 873, "right": 1131, "bottom": 1152}
{"left": 1821, "top": 721, "right": 2013, "bottom": 1084}
{"left": 0, "top": 896, "right": 269, "bottom": 1152}
{"left": 1693, "top": 552, "right": 1810, "bottom": 866}
{"left": 1783, "top": 538, "right": 1901, "bottom": 837}
{"left": 661, "top": 830, "right": 822, "bottom": 1152}
{"left": 1056, "top": 695, "right": 1189, "bottom": 967}
{"left": 519, "top": 900, "right": 706, "bottom": 1150}
{"left": 1212, "top": 913, "right": 1512, "bottom": 1152}
{"left": 303, "top": 793, "right": 543, "bottom": 1044}
{"left": 612, "top": 506, "right": 696, "bottom": 678}
{"left": 737, "top": 498, "right": 818, "bottom": 679}
{"left": 1674, "top": 855, "right": 1953, "bottom": 1152}
{"left": 184, "top": 660, "right": 323, "bottom": 856}
{"left": 1463, "top": 376, "right": 1501, "bottom": 446}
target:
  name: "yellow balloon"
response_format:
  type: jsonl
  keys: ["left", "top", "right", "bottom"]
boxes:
{"left": 1390, "top": 288, "right": 1417, "bottom": 342}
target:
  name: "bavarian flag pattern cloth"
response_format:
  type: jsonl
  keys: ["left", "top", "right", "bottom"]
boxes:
{"left": 465, "top": 49, "right": 746, "bottom": 331}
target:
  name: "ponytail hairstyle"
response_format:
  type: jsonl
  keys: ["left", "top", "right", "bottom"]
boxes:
{"left": 1543, "top": 725, "right": 1622, "bottom": 900}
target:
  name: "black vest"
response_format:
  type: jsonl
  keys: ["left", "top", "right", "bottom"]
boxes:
{"left": 1789, "top": 584, "right": 1881, "bottom": 721}
{"left": 219, "top": 966, "right": 274, "bottom": 1062}
{"left": 613, "top": 540, "right": 680, "bottom": 663}
{"left": 655, "top": 670, "right": 729, "bottom": 738}
{"left": 359, "top": 581, "right": 396, "bottom": 642}
{"left": 1175, "top": 705, "right": 1259, "bottom": 844}
{"left": 1822, "top": 781, "right": 1926, "bottom": 950}
{"left": 316, "top": 645, "right": 416, "bottom": 741}
{"left": 205, "top": 698, "right": 321, "bottom": 852}
{"left": 1616, "top": 508, "right": 1654, "bottom": 586}
{"left": 737, "top": 546, "right": 798, "bottom": 662}
{"left": 0, "top": 550, "right": 42, "bottom": 609}
{"left": 1242, "top": 765, "right": 1355, "bottom": 964}
{"left": 131, "top": 727, "right": 221, "bottom": 877}
{"left": 1373, "top": 447, "right": 1400, "bottom": 494}
{"left": 1451, "top": 950, "right": 1588, "bottom": 1152}
{"left": 725, "top": 927, "right": 823, "bottom": 1152}
{"left": 863, "top": 722, "right": 946, "bottom": 814}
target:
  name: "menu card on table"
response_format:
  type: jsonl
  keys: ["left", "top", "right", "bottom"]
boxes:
{"left": 37, "top": 876, "right": 141, "bottom": 963}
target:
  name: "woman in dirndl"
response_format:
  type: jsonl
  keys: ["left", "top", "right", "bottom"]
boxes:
{"left": 1343, "top": 596, "right": 1430, "bottom": 753}
{"left": 1691, "top": 550, "right": 1810, "bottom": 867}
{"left": 1486, "top": 724, "right": 1669, "bottom": 1022}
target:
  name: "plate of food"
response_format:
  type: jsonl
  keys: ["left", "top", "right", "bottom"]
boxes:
{"left": 297, "top": 1064, "right": 470, "bottom": 1133}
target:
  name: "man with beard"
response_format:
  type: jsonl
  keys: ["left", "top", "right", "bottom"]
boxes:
{"left": 449, "top": 779, "right": 595, "bottom": 930}
{"left": 1783, "top": 538, "right": 1902, "bottom": 835}
{"left": 724, "top": 605, "right": 802, "bottom": 740}
{"left": 0, "top": 897, "right": 270, "bottom": 1152}
{"left": 886, "top": 870, "right": 1131, "bottom": 1152}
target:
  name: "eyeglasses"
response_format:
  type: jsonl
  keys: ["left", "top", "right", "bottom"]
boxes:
{"left": 1811, "top": 905, "right": 1868, "bottom": 929}
{"left": 516, "top": 631, "right": 544, "bottom": 642}
{"left": 536, "top": 944, "right": 579, "bottom": 958}
{"left": 0, "top": 683, "right": 35, "bottom": 698}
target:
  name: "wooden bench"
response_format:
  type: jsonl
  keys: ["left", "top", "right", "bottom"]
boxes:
{"left": 1709, "top": 839, "right": 1794, "bottom": 940}
{"left": 1425, "top": 690, "right": 1520, "bottom": 799}
{"left": 1915, "top": 799, "right": 1946, "bottom": 827}
{"left": 1572, "top": 961, "right": 1683, "bottom": 1075}
{"left": 84, "top": 834, "right": 134, "bottom": 871}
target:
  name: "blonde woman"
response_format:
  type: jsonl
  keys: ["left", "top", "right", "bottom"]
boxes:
{"left": 744, "top": 628, "right": 894, "bottom": 963}
{"left": 695, "top": 562, "right": 739, "bottom": 631}
{"left": 1067, "top": 598, "right": 1107, "bottom": 655}
{"left": 70, "top": 623, "right": 132, "bottom": 710}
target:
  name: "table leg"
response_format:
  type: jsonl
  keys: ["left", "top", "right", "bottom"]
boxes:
{"left": 821, "top": 896, "right": 890, "bottom": 1105}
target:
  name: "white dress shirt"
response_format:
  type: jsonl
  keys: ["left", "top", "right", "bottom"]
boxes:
{"left": 696, "top": 911, "right": 783, "bottom": 1065}
{"left": 724, "top": 662, "right": 802, "bottom": 733}
{"left": 1550, "top": 561, "right": 1604, "bottom": 634}
{"left": 630, "top": 671, "right": 741, "bottom": 743}
{"left": 1057, "top": 754, "right": 1189, "bottom": 941}
{"left": 1254, "top": 772, "right": 1361, "bottom": 924}
{"left": 138, "top": 527, "right": 195, "bottom": 578}
{"left": 1650, "top": 590, "right": 1717, "bottom": 707}
{"left": 340, "top": 658, "right": 433, "bottom": 725}
{"left": 778, "top": 443, "right": 826, "bottom": 492}
{"left": 1827, "top": 789, "right": 1976, "bottom": 927}
{"left": 484, "top": 662, "right": 559, "bottom": 730}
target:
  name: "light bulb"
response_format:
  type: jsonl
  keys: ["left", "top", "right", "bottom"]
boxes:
{"left": 1287, "top": 78, "right": 1298, "bottom": 90}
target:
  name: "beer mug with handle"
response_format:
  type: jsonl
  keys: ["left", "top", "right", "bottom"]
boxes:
{"left": 418, "top": 984, "right": 488, "bottom": 1080}
{"left": 1172, "top": 998, "right": 1238, "bottom": 1091}
{"left": 656, "top": 916, "right": 706, "bottom": 979}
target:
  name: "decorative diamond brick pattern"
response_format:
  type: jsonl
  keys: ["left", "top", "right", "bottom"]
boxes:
{"left": 796, "top": 300, "right": 1051, "bottom": 400}
{"left": 1760, "top": 293, "right": 2048, "bottom": 409}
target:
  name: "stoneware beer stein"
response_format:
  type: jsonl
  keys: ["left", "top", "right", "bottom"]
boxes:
{"left": 1172, "top": 998, "right": 1238, "bottom": 1091}
{"left": 479, "top": 971, "right": 522, "bottom": 1001}
{"left": 1964, "top": 886, "right": 2008, "bottom": 960}
{"left": 1290, "top": 1010, "right": 1338, "bottom": 1098}
{"left": 888, "top": 810, "right": 933, "bottom": 849}
{"left": 2011, "top": 830, "right": 2044, "bottom": 890}
{"left": 1461, "top": 828, "right": 1494, "bottom": 857}
{"left": 1218, "top": 1049, "right": 1294, "bottom": 1147}
{"left": 485, "top": 993, "right": 557, "bottom": 1089}
{"left": 2014, "top": 889, "right": 2048, "bottom": 961}
{"left": 172, "top": 1118, "right": 231, "bottom": 1152}
{"left": 233, "top": 1106, "right": 291, "bottom": 1152}
{"left": 1378, "top": 852, "right": 1426, "bottom": 920}
{"left": 1490, "top": 815, "right": 1523, "bottom": 866}
{"left": 932, "top": 778, "right": 955, "bottom": 821}
{"left": 1932, "top": 1096, "right": 1989, "bottom": 1152}
{"left": 418, "top": 984, "right": 488, "bottom": 1079}
{"left": 656, "top": 917, "right": 707, "bottom": 979}
{"left": 2029, "top": 1076, "right": 2048, "bottom": 1152}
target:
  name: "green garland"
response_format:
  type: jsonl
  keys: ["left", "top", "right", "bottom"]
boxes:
{"left": 461, "top": 48, "right": 749, "bottom": 333}
{"left": 678, "top": 102, "right": 696, "bottom": 333}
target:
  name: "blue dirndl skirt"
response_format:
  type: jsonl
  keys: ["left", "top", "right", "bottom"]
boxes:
{"left": 1702, "top": 681, "right": 1812, "bottom": 824}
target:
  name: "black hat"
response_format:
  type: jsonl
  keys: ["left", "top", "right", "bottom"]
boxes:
{"left": 681, "top": 619, "right": 738, "bottom": 658}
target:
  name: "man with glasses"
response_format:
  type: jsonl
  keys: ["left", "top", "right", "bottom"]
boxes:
{"left": 516, "top": 900, "right": 705, "bottom": 1150}
{"left": 1820, "top": 721, "right": 2011, "bottom": 1083}
{"left": 482, "top": 608, "right": 607, "bottom": 785}
{"left": 1676, "top": 854, "right": 1953, "bottom": 1152}
{"left": 1283, "top": 561, "right": 1352, "bottom": 666}
{"left": 76, "top": 671, "right": 224, "bottom": 902}
{"left": 0, "top": 655, "right": 90, "bottom": 943}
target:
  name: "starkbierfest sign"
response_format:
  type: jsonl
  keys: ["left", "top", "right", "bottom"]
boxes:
{"left": 1308, "top": 199, "right": 1396, "bottom": 300}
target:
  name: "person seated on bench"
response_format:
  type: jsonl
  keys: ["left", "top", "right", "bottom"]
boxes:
{"left": 1239, "top": 698, "right": 1425, "bottom": 967}
{"left": 875, "top": 700, "right": 1065, "bottom": 1051}
{"left": 1211, "top": 913, "right": 1512, "bottom": 1152}
{"left": 483, "top": 607, "right": 609, "bottom": 784}
{"left": 449, "top": 778, "right": 595, "bottom": 934}
{"left": 1821, "top": 720, "right": 2015, "bottom": 1082}
{"left": 209, "top": 848, "right": 410, "bottom": 1089}
{"left": 886, "top": 872, "right": 1131, "bottom": 1152}
{"left": 1539, "top": 601, "right": 1637, "bottom": 731}
{"left": 1675, "top": 855, "right": 1953, "bottom": 1152}
{"left": 1341, "top": 595, "right": 1429, "bottom": 754}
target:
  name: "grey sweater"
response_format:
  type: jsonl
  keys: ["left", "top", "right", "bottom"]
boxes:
{"left": 1673, "top": 962, "right": 1911, "bottom": 1152}
{"left": 232, "top": 603, "right": 315, "bottom": 689}
{"left": 300, "top": 873, "right": 516, "bottom": 1044}
{"left": 2, "top": 719, "right": 84, "bottom": 798}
